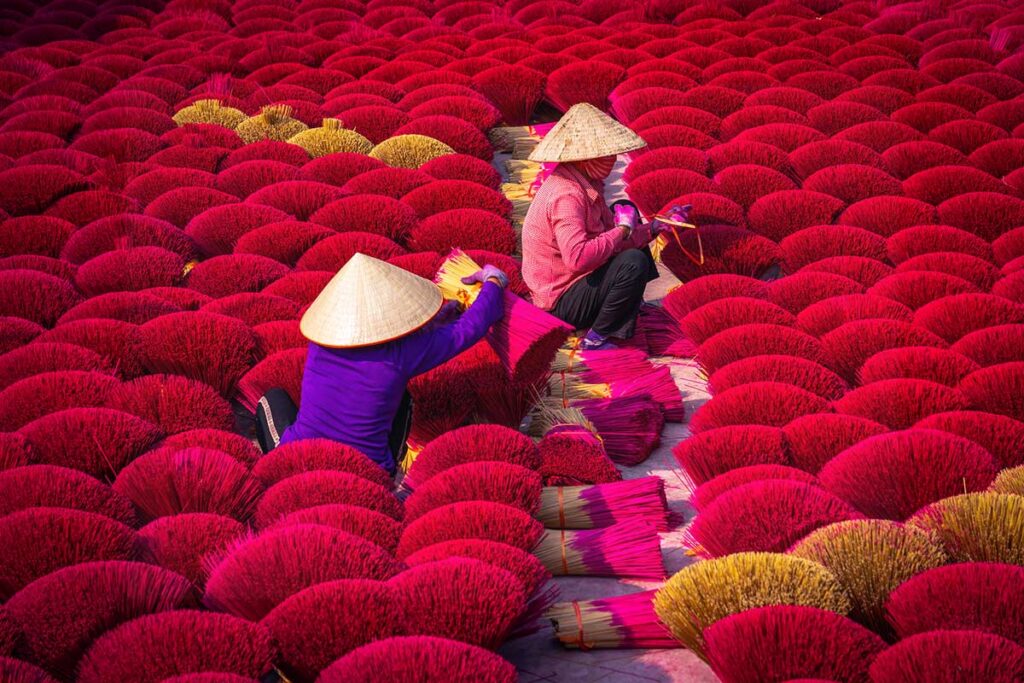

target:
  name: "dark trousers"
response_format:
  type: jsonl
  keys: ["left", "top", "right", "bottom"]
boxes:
{"left": 551, "top": 248, "right": 659, "bottom": 339}
{"left": 256, "top": 388, "right": 414, "bottom": 477}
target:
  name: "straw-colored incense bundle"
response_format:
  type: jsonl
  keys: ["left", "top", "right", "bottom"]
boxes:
{"left": 653, "top": 552, "right": 852, "bottom": 660}
{"left": 548, "top": 590, "right": 679, "bottom": 650}
{"left": 172, "top": 99, "right": 247, "bottom": 129}
{"left": 909, "top": 492, "right": 1024, "bottom": 565}
{"left": 990, "top": 465, "right": 1024, "bottom": 495}
{"left": 528, "top": 404, "right": 593, "bottom": 438}
{"left": 288, "top": 119, "right": 373, "bottom": 158}
{"left": 489, "top": 126, "right": 532, "bottom": 152}
{"left": 532, "top": 520, "right": 664, "bottom": 579}
{"left": 789, "top": 519, "right": 947, "bottom": 631}
{"left": 369, "top": 134, "right": 454, "bottom": 169}
{"left": 436, "top": 249, "right": 571, "bottom": 384}
{"left": 505, "top": 159, "right": 542, "bottom": 185}
{"left": 537, "top": 477, "right": 668, "bottom": 531}
{"left": 235, "top": 105, "right": 308, "bottom": 143}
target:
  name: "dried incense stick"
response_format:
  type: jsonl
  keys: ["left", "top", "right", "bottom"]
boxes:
{"left": 547, "top": 590, "right": 679, "bottom": 649}
{"left": 532, "top": 520, "right": 665, "bottom": 579}
{"left": 537, "top": 477, "right": 669, "bottom": 531}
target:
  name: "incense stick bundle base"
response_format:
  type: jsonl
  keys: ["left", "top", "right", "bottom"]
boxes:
{"left": 537, "top": 477, "right": 669, "bottom": 531}
{"left": 548, "top": 590, "right": 679, "bottom": 649}
{"left": 533, "top": 520, "right": 665, "bottom": 579}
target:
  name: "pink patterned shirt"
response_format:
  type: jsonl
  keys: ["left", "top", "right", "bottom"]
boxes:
{"left": 522, "top": 164, "right": 642, "bottom": 310}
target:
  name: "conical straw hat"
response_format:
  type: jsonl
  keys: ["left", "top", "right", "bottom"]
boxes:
{"left": 528, "top": 103, "right": 647, "bottom": 163}
{"left": 300, "top": 253, "right": 443, "bottom": 348}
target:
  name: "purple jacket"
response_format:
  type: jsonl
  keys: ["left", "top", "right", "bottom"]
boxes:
{"left": 280, "top": 282, "right": 505, "bottom": 472}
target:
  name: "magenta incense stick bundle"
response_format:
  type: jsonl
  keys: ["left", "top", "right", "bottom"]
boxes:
{"left": 536, "top": 477, "right": 669, "bottom": 531}
{"left": 532, "top": 520, "right": 665, "bottom": 579}
{"left": 435, "top": 249, "right": 571, "bottom": 385}
{"left": 551, "top": 349, "right": 685, "bottom": 422}
{"left": 548, "top": 590, "right": 679, "bottom": 649}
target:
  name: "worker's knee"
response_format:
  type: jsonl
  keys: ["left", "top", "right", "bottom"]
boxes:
{"left": 613, "top": 249, "right": 650, "bottom": 280}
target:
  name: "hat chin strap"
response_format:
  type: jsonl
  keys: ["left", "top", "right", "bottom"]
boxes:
{"left": 574, "top": 156, "right": 615, "bottom": 180}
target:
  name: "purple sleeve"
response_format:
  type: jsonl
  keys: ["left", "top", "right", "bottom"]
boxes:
{"left": 405, "top": 281, "right": 505, "bottom": 377}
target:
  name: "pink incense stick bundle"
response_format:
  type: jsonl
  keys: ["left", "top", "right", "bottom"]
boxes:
{"left": 551, "top": 347, "right": 653, "bottom": 384}
{"left": 551, "top": 349, "right": 685, "bottom": 422}
{"left": 570, "top": 396, "right": 665, "bottom": 466}
{"left": 536, "top": 477, "right": 669, "bottom": 531}
{"left": 435, "top": 249, "right": 571, "bottom": 385}
{"left": 532, "top": 520, "right": 665, "bottom": 579}
{"left": 608, "top": 366, "right": 685, "bottom": 423}
{"left": 636, "top": 305, "right": 694, "bottom": 357}
{"left": 548, "top": 590, "right": 678, "bottom": 649}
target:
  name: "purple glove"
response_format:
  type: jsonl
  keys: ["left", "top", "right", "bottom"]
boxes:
{"left": 614, "top": 202, "right": 638, "bottom": 230}
{"left": 461, "top": 264, "right": 508, "bottom": 288}
{"left": 652, "top": 204, "right": 692, "bottom": 236}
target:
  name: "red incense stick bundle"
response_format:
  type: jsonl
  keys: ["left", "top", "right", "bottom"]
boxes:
{"left": 466, "top": 341, "right": 547, "bottom": 428}
{"left": 548, "top": 590, "right": 679, "bottom": 649}
{"left": 435, "top": 249, "right": 571, "bottom": 384}
{"left": 532, "top": 520, "right": 665, "bottom": 579}
{"left": 538, "top": 424, "right": 622, "bottom": 486}
{"left": 536, "top": 477, "right": 669, "bottom": 531}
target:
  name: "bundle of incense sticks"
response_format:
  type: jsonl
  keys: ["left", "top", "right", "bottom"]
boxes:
{"left": 638, "top": 306, "right": 694, "bottom": 357}
{"left": 532, "top": 520, "right": 665, "bottom": 579}
{"left": 505, "top": 158, "right": 541, "bottom": 185}
{"left": 488, "top": 123, "right": 556, "bottom": 152}
{"left": 550, "top": 347, "right": 653, "bottom": 384}
{"left": 537, "top": 422, "right": 623, "bottom": 487}
{"left": 501, "top": 182, "right": 533, "bottom": 226}
{"left": 435, "top": 249, "right": 571, "bottom": 385}
{"left": 536, "top": 477, "right": 669, "bottom": 532}
{"left": 548, "top": 365, "right": 685, "bottom": 423}
{"left": 547, "top": 590, "right": 679, "bottom": 649}
{"left": 532, "top": 396, "right": 664, "bottom": 466}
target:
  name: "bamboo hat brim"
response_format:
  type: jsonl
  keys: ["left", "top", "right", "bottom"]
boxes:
{"left": 300, "top": 253, "right": 443, "bottom": 348}
{"left": 528, "top": 103, "right": 647, "bottom": 163}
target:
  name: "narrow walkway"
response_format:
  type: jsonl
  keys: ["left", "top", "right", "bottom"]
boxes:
{"left": 501, "top": 159, "right": 719, "bottom": 682}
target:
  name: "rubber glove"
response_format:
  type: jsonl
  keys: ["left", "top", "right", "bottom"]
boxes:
{"left": 461, "top": 265, "right": 508, "bottom": 288}
{"left": 652, "top": 204, "right": 692, "bottom": 236}
{"left": 613, "top": 202, "right": 639, "bottom": 230}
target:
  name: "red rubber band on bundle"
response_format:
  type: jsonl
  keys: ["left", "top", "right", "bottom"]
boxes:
{"left": 557, "top": 486, "right": 566, "bottom": 528}
{"left": 560, "top": 529, "right": 569, "bottom": 575}
{"left": 572, "top": 600, "right": 592, "bottom": 651}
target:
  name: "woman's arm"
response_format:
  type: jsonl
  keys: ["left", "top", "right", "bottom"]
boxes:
{"left": 406, "top": 281, "right": 505, "bottom": 376}
{"left": 550, "top": 192, "right": 627, "bottom": 272}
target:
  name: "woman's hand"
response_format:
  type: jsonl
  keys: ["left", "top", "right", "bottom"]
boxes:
{"left": 651, "top": 204, "right": 692, "bottom": 236}
{"left": 461, "top": 265, "right": 509, "bottom": 288}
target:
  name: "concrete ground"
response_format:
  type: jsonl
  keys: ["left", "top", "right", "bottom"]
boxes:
{"left": 499, "top": 154, "right": 719, "bottom": 682}
{"left": 501, "top": 261, "right": 718, "bottom": 683}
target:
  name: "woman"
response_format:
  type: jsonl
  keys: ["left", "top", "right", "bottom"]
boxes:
{"left": 521, "top": 103, "right": 688, "bottom": 350}
{"left": 257, "top": 253, "right": 507, "bottom": 475}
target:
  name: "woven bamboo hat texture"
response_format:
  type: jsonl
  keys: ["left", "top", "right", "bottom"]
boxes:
{"left": 528, "top": 102, "right": 647, "bottom": 163}
{"left": 300, "top": 253, "right": 444, "bottom": 348}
